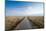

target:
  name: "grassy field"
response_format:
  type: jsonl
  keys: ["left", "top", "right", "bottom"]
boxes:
{"left": 5, "top": 16, "right": 44, "bottom": 31}
{"left": 5, "top": 16, "right": 25, "bottom": 31}
{"left": 28, "top": 16, "right": 44, "bottom": 28}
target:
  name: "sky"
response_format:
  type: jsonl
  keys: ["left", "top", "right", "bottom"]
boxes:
{"left": 5, "top": 1, "right": 43, "bottom": 16}
{"left": 6, "top": 0, "right": 43, "bottom": 2}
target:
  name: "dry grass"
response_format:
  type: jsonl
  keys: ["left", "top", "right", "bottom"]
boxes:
{"left": 28, "top": 16, "right": 44, "bottom": 28}
{"left": 5, "top": 16, "right": 24, "bottom": 31}
{"left": 5, "top": 16, "right": 44, "bottom": 31}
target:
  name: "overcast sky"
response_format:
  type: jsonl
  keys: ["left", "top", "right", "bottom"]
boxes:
{"left": 6, "top": 1, "right": 43, "bottom": 16}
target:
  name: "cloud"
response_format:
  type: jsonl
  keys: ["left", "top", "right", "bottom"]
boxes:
{"left": 6, "top": 6, "right": 43, "bottom": 16}
{"left": 22, "top": 6, "right": 43, "bottom": 16}
{"left": 6, "top": 8, "right": 26, "bottom": 16}
{"left": 8, "top": 0, "right": 43, "bottom": 2}
{"left": 8, "top": 0, "right": 31, "bottom": 1}
{"left": 32, "top": 0, "right": 43, "bottom": 2}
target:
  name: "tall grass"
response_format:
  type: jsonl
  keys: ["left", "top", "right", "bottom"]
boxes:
{"left": 28, "top": 16, "right": 44, "bottom": 28}
{"left": 5, "top": 16, "right": 24, "bottom": 31}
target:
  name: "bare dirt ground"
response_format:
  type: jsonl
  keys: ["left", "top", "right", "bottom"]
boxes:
{"left": 5, "top": 16, "right": 44, "bottom": 31}
{"left": 14, "top": 16, "right": 32, "bottom": 30}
